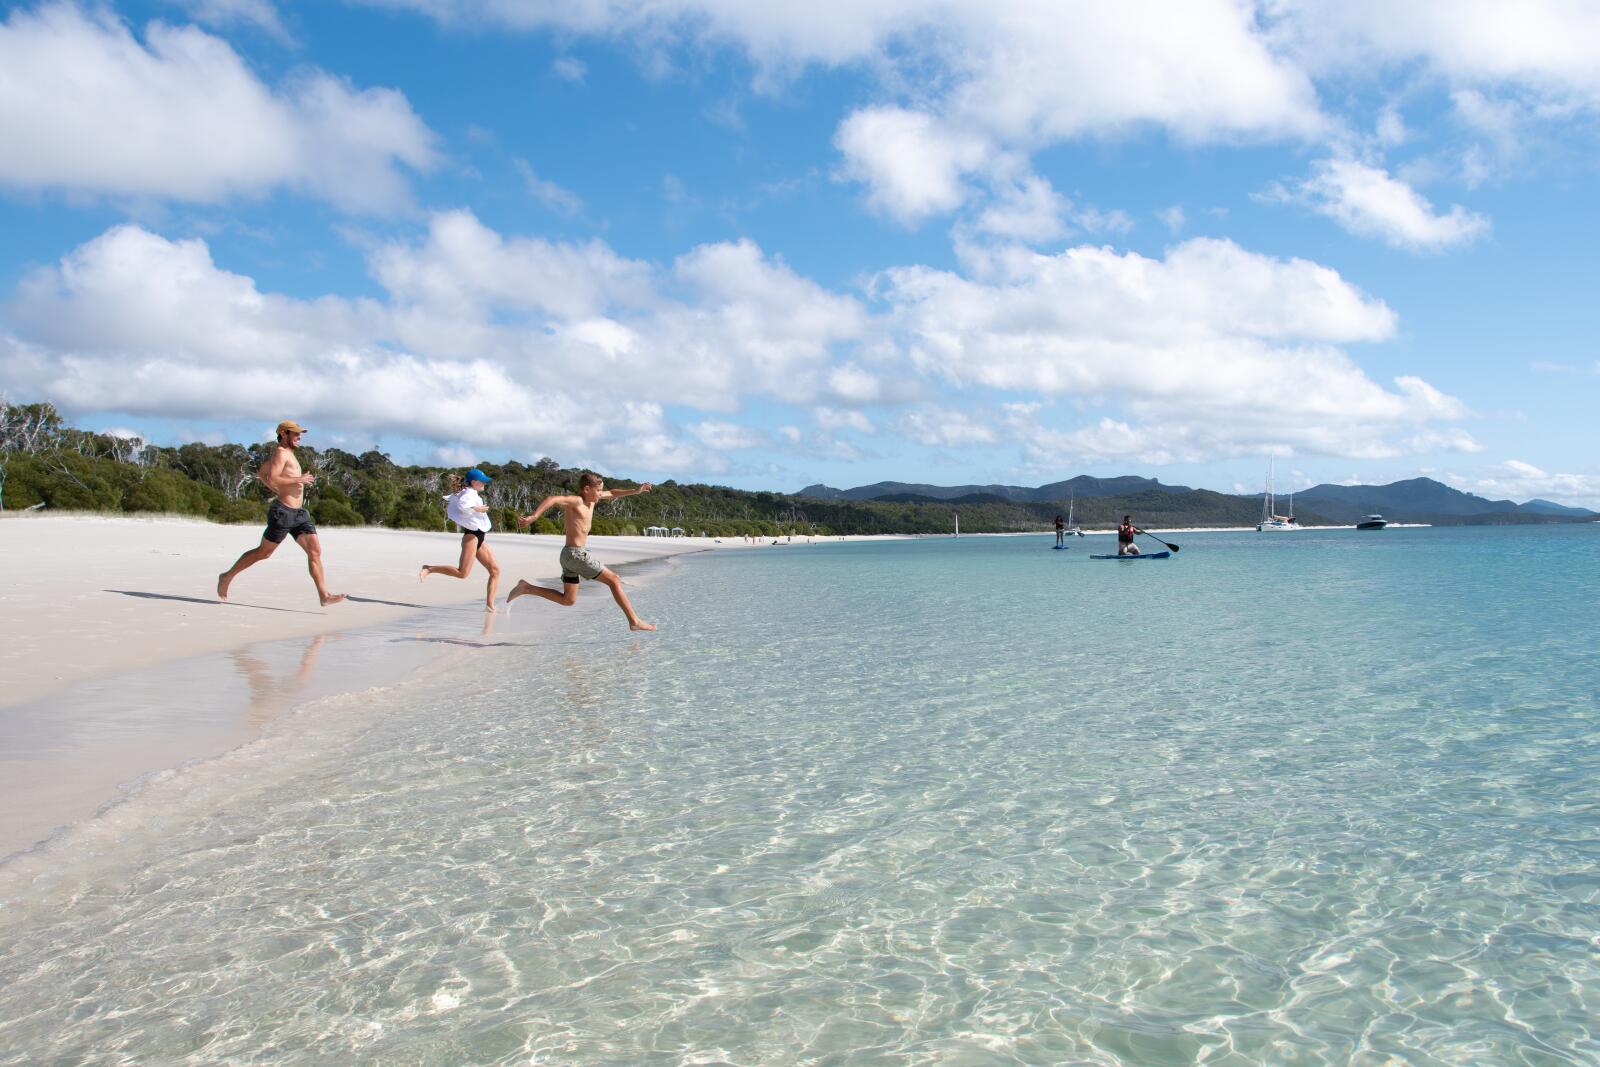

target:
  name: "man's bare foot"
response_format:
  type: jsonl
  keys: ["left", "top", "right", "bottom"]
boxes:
{"left": 630, "top": 620, "right": 656, "bottom": 631}
{"left": 217, "top": 572, "right": 231, "bottom": 601}
{"left": 506, "top": 580, "right": 532, "bottom": 604}
{"left": 321, "top": 592, "right": 347, "bottom": 607}
{"left": 419, "top": 565, "right": 428, "bottom": 583}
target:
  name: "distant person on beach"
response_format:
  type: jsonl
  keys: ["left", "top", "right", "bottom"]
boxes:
{"left": 1117, "top": 514, "right": 1141, "bottom": 556}
{"left": 507, "top": 473, "right": 656, "bottom": 631}
{"left": 217, "top": 420, "right": 346, "bottom": 606}
{"left": 1055, "top": 513, "right": 1065, "bottom": 546}
{"left": 419, "top": 468, "right": 501, "bottom": 612}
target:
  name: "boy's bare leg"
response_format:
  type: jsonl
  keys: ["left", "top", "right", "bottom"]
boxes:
{"left": 295, "top": 533, "right": 347, "bottom": 606}
{"left": 597, "top": 569, "right": 654, "bottom": 631}
{"left": 506, "top": 579, "right": 577, "bottom": 608}
{"left": 477, "top": 543, "right": 501, "bottom": 611}
{"left": 421, "top": 535, "right": 476, "bottom": 582}
{"left": 218, "top": 537, "right": 279, "bottom": 600}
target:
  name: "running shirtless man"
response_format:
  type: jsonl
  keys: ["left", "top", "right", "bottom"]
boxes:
{"left": 506, "top": 473, "right": 655, "bottom": 630}
{"left": 217, "top": 420, "right": 347, "bottom": 606}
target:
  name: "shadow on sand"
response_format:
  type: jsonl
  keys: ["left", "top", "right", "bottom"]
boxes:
{"left": 107, "top": 590, "right": 322, "bottom": 614}
{"left": 345, "top": 595, "right": 429, "bottom": 609}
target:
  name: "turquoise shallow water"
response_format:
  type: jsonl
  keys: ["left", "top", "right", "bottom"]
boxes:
{"left": 2, "top": 525, "right": 1598, "bottom": 1064}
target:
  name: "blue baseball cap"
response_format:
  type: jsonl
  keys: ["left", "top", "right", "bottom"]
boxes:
{"left": 466, "top": 468, "right": 492, "bottom": 484}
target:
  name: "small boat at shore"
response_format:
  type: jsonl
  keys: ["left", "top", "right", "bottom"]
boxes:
{"left": 1356, "top": 515, "right": 1388, "bottom": 530}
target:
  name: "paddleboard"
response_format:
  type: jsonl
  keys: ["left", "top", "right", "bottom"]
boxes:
{"left": 1052, "top": 544, "right": 1069, "bottom": 550}
{"left": 1089, "top": 551, "right": 1171, "bottom": 560}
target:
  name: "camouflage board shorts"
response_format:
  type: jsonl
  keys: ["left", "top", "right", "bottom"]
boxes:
{"left": 559, "top": 545, "right": 604, "bottom": 584}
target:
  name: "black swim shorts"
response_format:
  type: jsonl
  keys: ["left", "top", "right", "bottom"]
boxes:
{"left": 264, "top": 500, "right": 317, "bottom": 543}
{"left": 458, "top": 526, "right": 487, "bottom": 547}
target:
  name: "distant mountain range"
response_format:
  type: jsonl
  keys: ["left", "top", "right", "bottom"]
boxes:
{"left": 797, "top": 475, "right": 1596, "bottom": 526}
{"left": 797, "top": 475, "right": 1191, "bottom": 503}
{"left": 1290, "top": 478, "right": 1595, "bottom": 523}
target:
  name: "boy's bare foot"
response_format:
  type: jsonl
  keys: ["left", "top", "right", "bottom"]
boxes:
{"left": 484, "top": 604, "right": 499, "bottom": 614}
{"left": 506, "top": 580, "right": 532, "bottom": 604}
{"left": 630, "top": 620, "right": 656, "bottom": 631}
{"left": 217, "top": 572, "right": 231, "bottom": 601}
{"left": 321, "top": 592, "right": 347, "bottom": 607}
{"left": 418, "top": 565, "right": 428, "bottom": 583}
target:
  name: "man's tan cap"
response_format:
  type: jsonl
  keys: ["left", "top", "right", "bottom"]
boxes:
{"left": 276, "top": 419, "right": 307, "bottom": 435}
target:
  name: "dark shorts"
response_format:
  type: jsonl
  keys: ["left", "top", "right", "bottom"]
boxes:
{"left": 457, "top": 526, "right": 487, "bottom": 547}
{"left": 264, "top": 500, "right": 316, "bottom": 543}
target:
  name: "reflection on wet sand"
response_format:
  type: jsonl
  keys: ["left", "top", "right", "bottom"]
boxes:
{"left": 230, "top": 635, "right": 331, "bottom": 732}
{"left": 391, "top": 608, "right": 531, "bottom": 648}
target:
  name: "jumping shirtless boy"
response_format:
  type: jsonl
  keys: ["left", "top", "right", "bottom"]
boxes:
{"left": 506, "top": 473, "right": 655, "bottom": 630}
{"left": 217, "top": 420, "right": 346, "bottom": 606}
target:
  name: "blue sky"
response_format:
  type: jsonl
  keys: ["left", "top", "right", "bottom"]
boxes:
{"left": 2, "top": 0, "right": 1598, "bottom": 506}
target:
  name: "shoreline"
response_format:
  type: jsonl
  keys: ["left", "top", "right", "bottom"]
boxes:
{"left": 0, "top": 539, "right": 691, "bottom": 865}
{"left": 0, "top": 516, "right": 1444, "bottom": 863}
{"left": 0, "top": 514, "right": 769, "bottom": 711}
{"left": 0, "top": 516, "right": 903, "bottom": 862}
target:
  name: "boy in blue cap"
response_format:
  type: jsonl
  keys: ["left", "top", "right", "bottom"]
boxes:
{"left": 419, "top": 468, "right": 500, "bottom": 611}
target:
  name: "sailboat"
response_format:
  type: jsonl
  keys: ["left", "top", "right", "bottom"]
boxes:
{"left": 1257, "top": 459, "right": 1299, "bottom": 531}
{"left": 953, "top": 511, "right": 959, "bottom": 539}
{"left": 1067, "top": 492, "right": 1085, "bottom": 536}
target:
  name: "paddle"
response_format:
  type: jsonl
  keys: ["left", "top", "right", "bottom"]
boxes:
{"left": 1134, "top": 526, "right": 1181, "bottom": 553}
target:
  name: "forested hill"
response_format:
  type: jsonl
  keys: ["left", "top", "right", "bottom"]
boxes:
{"left": 1, "top": 401, "right": 1588, "bottom": 534}
{"left": 0, "top": 401, "right": 1283, "bottom": 535}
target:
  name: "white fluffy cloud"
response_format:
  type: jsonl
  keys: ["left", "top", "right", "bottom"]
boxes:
{"left": 0, "top": 218, "right": 1476, "bottom": 470}
{"left": 1460, "top": 459, "right": 1600, "bottom": 510}
{"left": 876, "top": 237, "right": 1471, "bottom": 461}
{"left": 354, "top": 0, "right": 1600, "bottom": 230}
{"left": 690, "top": 420, "right": 769, "bottom": 450}
{"left": 972, "top": 176, "right": 1068, "bottom": 243}
{"left": 1274, "top": 159, "right": 1490, "bottom": 251}
{"left": 834, "top": 108, "right": 991, "bottom": 226}
{"left": 0, "top": 216, "right": 865, "bottom": 470}
{"left": 0, "top": 2, "right": 436, "bottom": 210}
{"left": 892, "top": 407, "right": 997, "bottom": 448}
{"left": 1273, "top": 0, "right": 1600, "bottom": 105}
{"left": 178, "top": 0, "right": 292, "bottom": 42}
{"left": 360, "top": 0, "right": 1323, "bottom": 225}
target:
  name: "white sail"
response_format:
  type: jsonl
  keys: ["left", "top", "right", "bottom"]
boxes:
{"left": 1258, "top": 458, "right": 1298, "bottom": 531}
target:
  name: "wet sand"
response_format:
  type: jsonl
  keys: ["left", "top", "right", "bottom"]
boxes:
{"left": 0, "top": 515, "right": 735, "bottom": 710}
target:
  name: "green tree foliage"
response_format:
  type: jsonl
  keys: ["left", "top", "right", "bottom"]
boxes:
{"left": 0, "top": 399, "right": 1336, "bottom": 531}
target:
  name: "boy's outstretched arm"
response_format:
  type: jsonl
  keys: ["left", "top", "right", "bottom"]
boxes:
{"left": 517, "top": 494, "right": 573, "bottom": 528}
{"left": 599, "top": 483, "right": 653, "bottom": 501}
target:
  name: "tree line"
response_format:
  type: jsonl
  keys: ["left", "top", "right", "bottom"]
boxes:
{"left": 0, "top": 399, "right": 1301, "bottom": 534}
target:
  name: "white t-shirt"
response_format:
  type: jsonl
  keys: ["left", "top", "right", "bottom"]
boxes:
{"left": 445, "top": 487, "right": 491, "bottom": 532}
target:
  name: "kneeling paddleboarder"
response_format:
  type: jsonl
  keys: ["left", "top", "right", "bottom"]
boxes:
{"left": 1117, "top": 515, "right": 1141, "bottom": 556}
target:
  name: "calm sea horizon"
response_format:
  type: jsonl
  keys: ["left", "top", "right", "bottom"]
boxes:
{"left": 2, "top": 524, "right": 1597, "bottom": 1065}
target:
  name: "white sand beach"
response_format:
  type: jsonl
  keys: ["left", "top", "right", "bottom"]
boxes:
{"left": 0, "top": 515, "right": 740, "bottom": 856}
{"left": 0, "top": 515, "right": 918, "bottom": 859}
{"left": 0, "top": 514, "right": 742, "bottom": 709}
